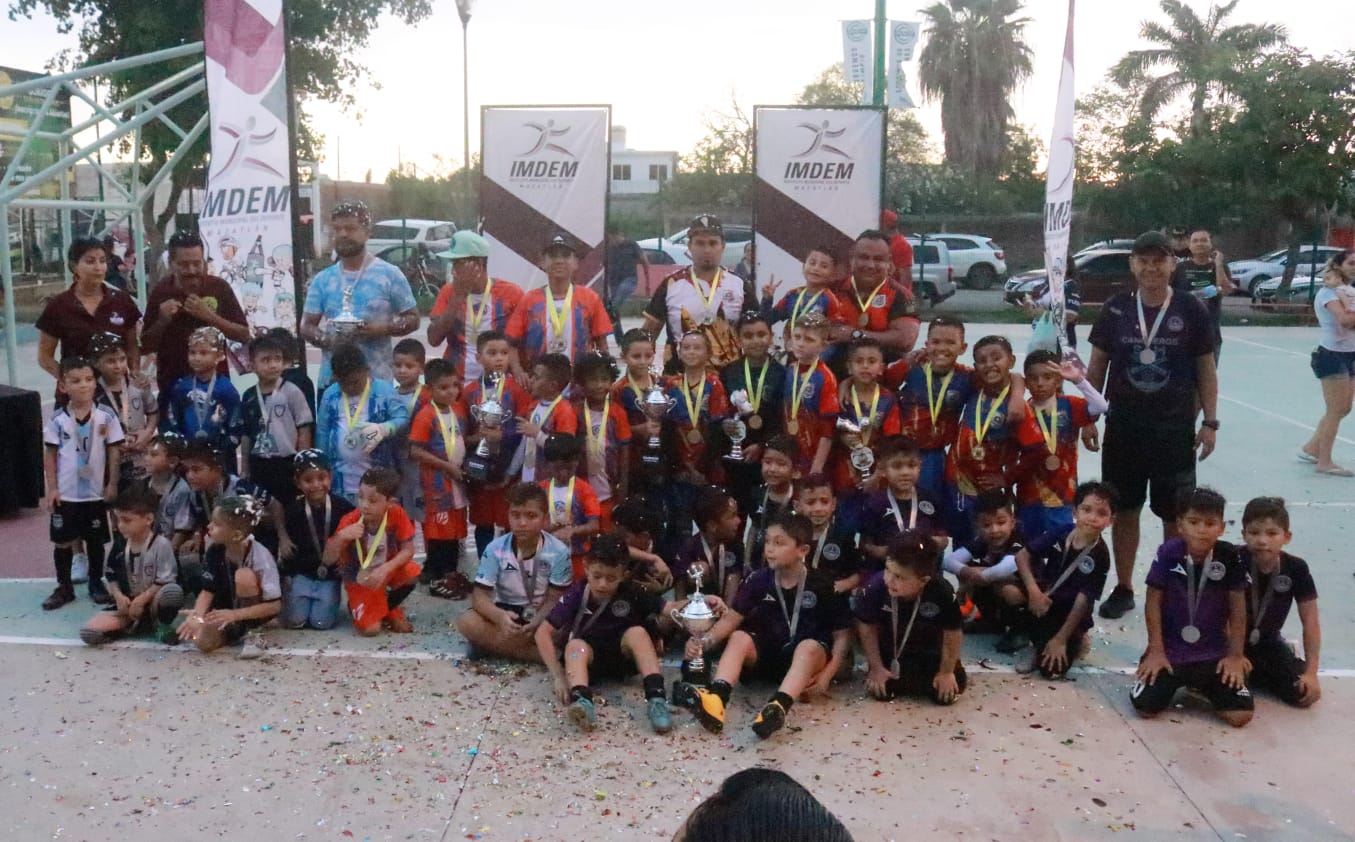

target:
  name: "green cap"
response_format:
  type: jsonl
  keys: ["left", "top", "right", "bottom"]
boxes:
{"left": 437, "top": 230, "right": 491, "bottom": 260}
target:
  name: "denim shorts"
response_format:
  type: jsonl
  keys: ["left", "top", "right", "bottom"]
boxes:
{"left": 1311, "top": 346, "right": 1355, "bottom": 379}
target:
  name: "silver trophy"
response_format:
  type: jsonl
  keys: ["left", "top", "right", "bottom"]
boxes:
{"left": 671, "top": 568, "right": 719, "bottom": 684}
{"left": 329, "top": 280, "right": 364, "bottom": 335}
{"left": 640, "top": 369, "right": 675, "bottom": 466}
{"left": 726, "top": 388, "right": 752, "bottom": 462}
{"left": 837, "top": 417, "right": 876, "bottom": 483}
{"left": 467, "top": 374, "right": 508, "bottom": 482}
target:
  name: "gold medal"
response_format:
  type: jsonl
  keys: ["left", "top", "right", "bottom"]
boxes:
{"left": 748, "top": 414, "right": 762, "bottom": 430}
{"left": 1045, "top": 454, "right": 1061, "bottom": 471}
{"left": 687, "top": 429, "right": 704, "bottom": 445}
{"left": 857, "top": 313, "right": 870, "bottom": 328}
{"left": 786, "top": 419, "right": 800, "bottom": 435}
{"left": 971, "top": 445, "right": 985, "bottom": 461}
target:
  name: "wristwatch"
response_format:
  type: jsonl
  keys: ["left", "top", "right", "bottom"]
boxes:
{"left": 1201, "top": 419, "right": 1220, "bottom": 430}
{"left": 851, "top": 329, "right": 865, "bottom": 340}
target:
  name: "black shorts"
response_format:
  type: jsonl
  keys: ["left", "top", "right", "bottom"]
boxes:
{"left": 747, "top": 633, "right": 830, "bottom": 683}
{"left": 1102, "top": 418, "right": 1196, "bottom": 519}
{"left": 248, "top": 455, "right": 297, "bottom": 505}
{"left": 1028, "top": 607, "right": 1089, "bottom": 678}
{"left": 1130, "top": 658, "right": 1253, "bottom": 714}
{"left": 1311, "top": 347, "right": 1355, "bottom": 380}
{"left": 1246, "top": 635, "right": 1307, "bottom": 706}
{"left": 884, "top": 648, "right": 968, "bottom": 704}
{"left": 563, "top": 636, "right": 637, "bottom": 681}
{"left": 50, "top": 500, "right": 110, "bottom": 545}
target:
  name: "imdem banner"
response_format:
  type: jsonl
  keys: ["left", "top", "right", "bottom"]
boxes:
{"left": 753, "top": 107, "right": 885, "bottom": 300}
{"left": 199, "top": 0, "right": 296, "bottom": 335}
{"left": 480, "top": 106, "right": 610, "bottom": 292}
{"left": 1043, "top": 0, "right": 1076, "bottom": 352}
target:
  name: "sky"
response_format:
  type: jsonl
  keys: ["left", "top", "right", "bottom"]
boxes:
{"left": 1, "top": 0, "right": 1346, "bottom": 182}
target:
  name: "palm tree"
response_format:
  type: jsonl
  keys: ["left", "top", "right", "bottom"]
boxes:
{"left": 1111, "top": 0, "right": 1286, "bottom": 138}
{"left": 917, "top": 0, "right": 1033, "bottom": 179}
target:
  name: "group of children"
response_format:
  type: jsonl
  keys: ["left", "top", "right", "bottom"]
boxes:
{"left": 42, "top": 288, "right": 1323, "bottom": 736}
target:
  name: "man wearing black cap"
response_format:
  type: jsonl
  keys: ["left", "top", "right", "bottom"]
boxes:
{"left": 642, "top": 214, "right": 750, "bottom": 369}
{"left": 1086, "top": 231, "right": 1220, "bottom": 619}
{"left": 504, "top": 233, "right": 613, "bottom": 379}
{"left": 1167, "top": 226, "right": 1191, "bottom": 260}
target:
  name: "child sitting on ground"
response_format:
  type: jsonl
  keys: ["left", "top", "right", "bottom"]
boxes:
{"left": 535, "top": 534, "right": 672, "bottom": 734}
{"left": 854, "top": 530, "right": 966, "bottom": 705}
{"left": 324, "top": 467, "right": 420, "bottom": 636}
{"left": 280, "top": 450, "right": 354, "bottom": 630}
{"left": 609, "top": 498, "right": 674, "bottom": 596}
{"left": 1131, "top": 487, "right": 1253, "bottom": 728}
{"left": 942, "top": 489, "right": 1028, "bottom": 651}
{"left": 1014, "top": 481, "right": 1116, "bottom": 677}
{"left": 79, "top": 487, "right": 184, "bottom": 645}
{"left": 1238, "top": 496, "right": 1322, "bottom": 707}
{"left": 176, "top": 495, "right": 280, "bottom": 658}
{"left": 456, "top": 482, "right": 574, "bottom": 661}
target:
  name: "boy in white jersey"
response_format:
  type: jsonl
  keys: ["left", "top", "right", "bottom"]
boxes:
{"left": 43, "top": 356, "right": 125, "bottom": 610}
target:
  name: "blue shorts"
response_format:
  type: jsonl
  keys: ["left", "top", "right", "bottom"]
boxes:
{"left": 918, "top": 448, "right": 947, "bottom": 497}
{"left": 1018, "top": 503, "right": 1074, "bottom": 542}
{"left": 944, "top": 488, "right": 977, "bottom": 548}
{"left": 1311, "top": 347, "right": 1355, "bottom": 379}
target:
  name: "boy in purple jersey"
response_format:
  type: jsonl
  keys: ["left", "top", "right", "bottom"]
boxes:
{"left": 535, "top": 535, "right": 673, "bottom": 734}
{"left": 1238, "top": 497, "right": 1322, "bottom": 707}
{"left": 942, "top": 490, "right": 1027, "bottom": 650}
{"left": 859, "top": 436, "right": 948, "bottom": 568}
{"left": 1014, "top": 482, "right": 1116, "bottom": 677}
{"left": 674, "top": 487, "right": 745, "bottom": 604}
{"left": 855, "top": 530, "right": 965, "bottom": 705}
{"left": 1131, "top": 487, "right": 1253, "bottom": 727}
{"left": 682, "top": 513, "right": 852, "bottom": 739}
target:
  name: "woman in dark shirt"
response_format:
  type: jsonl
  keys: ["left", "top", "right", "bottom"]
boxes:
{"left": 35, "top": 236, "right": 142, "bottom": 380}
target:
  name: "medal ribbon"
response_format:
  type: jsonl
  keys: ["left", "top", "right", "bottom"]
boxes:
{"left": 524, "top": 395, "right": 563, "bottom": 474}
{"left": 850, "top": 276, "right": 889, "bottom": 317}
{"left": 850, "top": 384, "right": 881, "bottom": 445}
{"left": 569, "top": 584, "right": 612, "bottom": 640}
{"left": 512, "top": 536, "right": 547, "bottom": 607}
{"left": 304, "top": 497, "right": 332, "bottom": 561}
{"left": 1183, "top": 550, "right": 1214, "bottom": 634}
{"left": 810, "top": 522, "right": 831, "bottom": 569}
{"left": 700, "top": 535, "right": 728, "bottom": 586}
{"left": 1248, "top": 560, "right": 1281, "bottom": 642}
{"left": 435, "top": 405, "right": 458, "bottom": 461}
{"left": 743, "top": 359, "right": 769, "bottom": 414}
{"left": 973, "top": 385, "right": 1011, "bottom": 449}
{"left": 789, "top": 288, "right": 823, "bottom": 326}
{"left": 585, "top": 397, "right": 610, "bottom": 456}
{"left": 789, "top": 364, "right": 815, "bottom": 426}
{"left": 550, "top": 477, "right": 576, "bottom": 526}
{"left": 356, "top": 513, "right": 388, "bottom": 570}
{"left": 342, "top": 379, "right": 371, "bottom": 434}
{"left": 923, "top": 365, "right": 954, "bottom": 429}
{"left": 194, "top": 373, "right": 218, "bottom": 434}
{"left": 773, "top": 569, "right": 807, "bottom": 641}
{"left": 887, "top": 493, "right": 919, "bottom": 533}
{"left": 468, "top": 276, "right": 494, "bottom": 334}
{"left": 1135, "top": 288, "right": 1173, "bottom": 357}
{"left": 1033, "top": 399, "right": 1059, "bottom": 456}
{"left": 691, "top": 269, "right": 723, "bottom": 319}
{"left": 680, "top": 373, "right": 707, "bottom": 427}
{"left": 626, "top": 371, "right": 650, "bottom": 404}
{"left": 544, "top": 284, "right": 574, "bottom": 349}
{"left": 1046, "top": 536, "right": 1100, "bottom": 599}
{"left": 890, "top": 596, "right": 924, "bottom": 678}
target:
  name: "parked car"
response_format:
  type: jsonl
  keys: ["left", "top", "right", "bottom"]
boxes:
{"left": 1229, "top": 246, "right": 1340, "bottom": 297}
{"left": 1005, "top": 249, "right": 1134, "bottom": 305}
{"left": 365, "top": 219, "right": 457, "bottom": 255}
{"left": 906, "top": 237, "right": 957, "bottom": 306}
{"left": 1251, "top": 274, "right": 1325, "bottom": 303}
{"left": 1073, "top": 239, "right": 1135, "bottom": 259}
{"left": 636, "top": 225, "right": 753, "bottom": 269}
{"left": 924, "top": 233, "right": 1007, "bottom": 289}
{"left": 641, "top": 247, "right": 677, "bottom": 266}
{"left": 375, "top": 243, "right": 448, "bottom": 300}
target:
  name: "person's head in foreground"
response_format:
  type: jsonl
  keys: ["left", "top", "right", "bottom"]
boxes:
{"left": 672, "top": 767, "right": 854, "bottom": 842}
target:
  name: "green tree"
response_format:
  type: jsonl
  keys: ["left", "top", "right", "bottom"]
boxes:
{"left": 917, "top": 0, "right": 1033, "bottom": 179}
{"left": 8, "top": 0, "right": 434, "bottom": 266}
{"left": 794, "top": 63, "right": 932, "bottom": 164}
{"left": 1110, "top": 0, "right": 1286, "bottom": 138}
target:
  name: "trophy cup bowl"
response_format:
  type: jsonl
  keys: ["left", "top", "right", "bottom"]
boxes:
{"left": 850, "top": 443, "right": 876, "bottom": 483}
{"left": 329, "top": 285, "right": 364, "bottom": 335}
{"left": 640, "top": 374, "right": 675, "bottom": 465}
{"left": 835, "top": 416, "right": 864, "bottom": 448}
{"left": 670, "top": 570, "right": 719, "bottom": 677}
{"left": 724, "top": 418, "right": 747, "bottom": 462}
{"left": 469, "top": 396, "right": 507, "bottom": 459}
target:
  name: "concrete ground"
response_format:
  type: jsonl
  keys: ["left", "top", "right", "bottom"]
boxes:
{"left": 2, "top": 317, "right": 1354, "bottom": 840}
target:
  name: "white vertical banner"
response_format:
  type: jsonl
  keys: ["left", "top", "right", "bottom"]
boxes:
{"left": 842, "top": 20, "right": 873, "bottom": 104}
{"left": 480, "top": 106, "right": 610, "bottom": 291}
{"left": 888, "top": 21, "right": 920, "bottom": 109}
{"left": 199, "top": 0, "right": 296, "bottom": 335}
{"left": 753, "top": 107, "right": 885, "bottom": 299}
{"left": 1043, "top": 0, "right": 1076, "bottom": 352}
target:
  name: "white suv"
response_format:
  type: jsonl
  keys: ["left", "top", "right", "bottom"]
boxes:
{"left": 365, "top": 219, "right": 457, "bottom": 256}
{"left": 636, "top": 225, "right": 753, "bottom": 269}
{"left": 926, "top": 233, "right": 1007, "bottom": 289}
{"left": 906, "top": 237, "right": 957, "bottom": 306}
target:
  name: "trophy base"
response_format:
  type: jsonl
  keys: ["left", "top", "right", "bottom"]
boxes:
{"left": 641, "top": 452, "right": 662, "bottom": 466}
{"left": 465, "top": 455, "right": 492, "bottom": 484}
{"left": 679, "top": 658, "right": 711, "bottom": 689}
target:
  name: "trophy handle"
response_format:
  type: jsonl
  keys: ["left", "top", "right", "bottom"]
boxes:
{"left": 470, "top": 404, "right": 482, "bottom": 422}
{"left": 669, "top": 607, "right": 684, "bottom": 624}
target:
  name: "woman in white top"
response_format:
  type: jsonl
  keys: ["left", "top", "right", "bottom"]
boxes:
{"left": 1300, "top": 249, "right": 1355, "bottom": 474}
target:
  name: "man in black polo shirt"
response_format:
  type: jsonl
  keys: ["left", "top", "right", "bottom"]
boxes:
{"left": 1087, "top": 231, "right": 1219, "bottom": 619}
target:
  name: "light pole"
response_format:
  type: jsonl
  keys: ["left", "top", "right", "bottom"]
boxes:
{"left": 456, "top": 0, "right": 474, "bottom": 181}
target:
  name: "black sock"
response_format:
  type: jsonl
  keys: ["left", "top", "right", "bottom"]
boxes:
{"left": 53, "top": 546, "right": 73, "bottom": 587}
{"left": 771, "top": 690, "right": 794, "bottom": 711}
{"left": 642, "top": 673, "right": 665, "bottom": 700}
{"left": 474, "top": 526, "right": 496, "bottom": 558}
{"left": 426, "top": 540, "right": 457, "bottom": 579}
{"left": 570, "top": 685, "right": 593, "bottom": 702}
{"left": 1000, "top": 604, "right": 1030, "bottom": 633}
{"left": 387, "top": 583, "right": 416, "bottom": 610}
{"left": 86, "top": 542, "right": 106, "bottom": 585}
{"left": 710, "top": 679, "right": 732, "bottom": 704}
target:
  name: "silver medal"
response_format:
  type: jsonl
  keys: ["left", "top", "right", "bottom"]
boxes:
{"left": 890, "top": 658, "right": 901, "bottom": 677}
{"left": 1139, "top": 349, "right": 1156, "bottom": 364}
{"left": 1273, "top": 574, "right": 1292, "bottom": 593}
{"left": 1248, "top": 628, "right": 1260, "bottom": 646}
{"left": 1180, "top": 624, "right": 1201, "bottom": 644}
{"left": 1205, "top": 561, "right": 1226, "bottom": 581}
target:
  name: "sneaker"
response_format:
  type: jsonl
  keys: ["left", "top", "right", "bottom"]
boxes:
{"left": 237, "top": 632, "right": 266, "bottom": 660}
{"left": 691, "top": 687, "right": 725, "bottom": 734}
{"left": 156, "top": 622, "right": 180, "bottom": 645}
{"left": 446, "top": 572, "right": 473, "bottom": 599}
{"left": 751, "top": 700, "right": 787, "bottom": 739}
{"left": 70, "top": 553, "right": 89, "bottom": 585}
{"left": 382, "top": 608, "right": 414, "bottom": 633}
{"left": 958, "top": 595, "right": 981, "bottom": 624}
{"left": 671, "top": 680, "right": 699, "bottom": 709}
{"left": 568, "top": 696, "right": 597, "bottom": 731}
{"left": 1014, "top": 648, "right": 1038, "bottom": 674}
{"left": 88, "top": 579, "right": 113, "bottom": 606}
{"left": 647, "top": 697, "right": 673, "bottom": 734}
{"left": 995, "top": 629, "right": 1030, "bottom": 654}
{"left": 42, "top": 585, "right": 76, "bottom": 611}
{"left": 157, "top": 583, "right": 185, "bottom": 615}
{"left": 1098, "top": 587, "right": 1135, "bottom": 620}
{"left": 79, "top": 627, "right": 108, "bottom": 646}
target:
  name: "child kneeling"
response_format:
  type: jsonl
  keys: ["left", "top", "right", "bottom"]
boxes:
{"left": 854, "top": 530, "right": 966, "bottom": 705}
{"left": 80, "top": 487, "right": 184, "bottom": 646}
{"left": 535, "top": 535, "right": 672, "bottom": 734}
{"left": 683, "top": 513, "right": 852, "bottom": 739}
{"left": 325, "top": 467, "right": 420, "bottom": 636}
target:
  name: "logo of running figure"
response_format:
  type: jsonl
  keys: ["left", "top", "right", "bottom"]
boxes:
{"left": 792, "top": 121, "right": 851, "bottom": 159}
{"left": 211, "top": 116, "right": 284, "bottom": 179}
{"left": 520, "top": 120, "right": 575, "bottom": 158}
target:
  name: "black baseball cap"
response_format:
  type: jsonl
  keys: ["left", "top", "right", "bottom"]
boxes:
{"left": 1132, "top": 231, "right": 1173, "bottom": 256}
{"left": 542, "top": 232, "right": 580, "bottom": 256}
{"left": 688, "top": 213, "right": 724, "bottom": 238}
{"left": 1167, "top": 225, "right": 1188, "bottom": 238}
